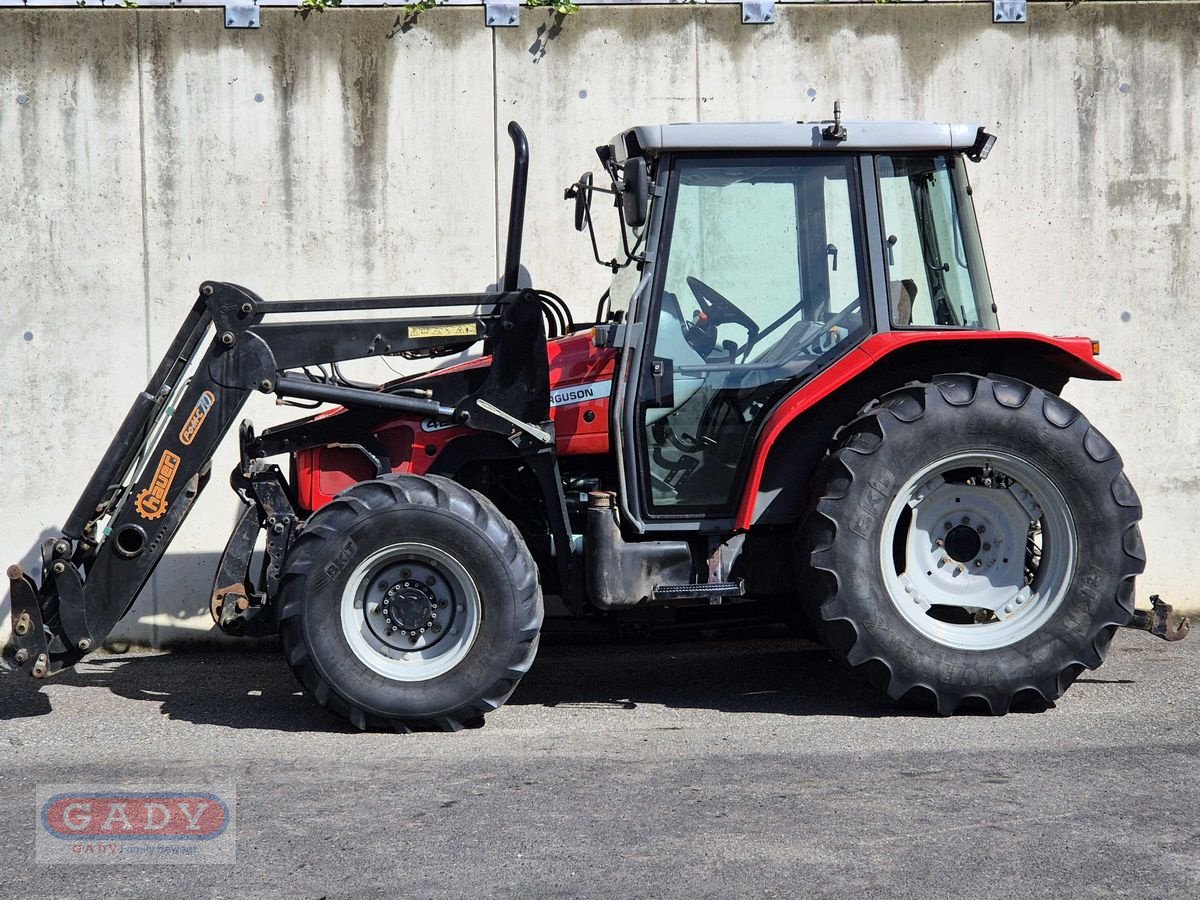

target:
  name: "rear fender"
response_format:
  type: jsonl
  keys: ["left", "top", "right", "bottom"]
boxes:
{"left": 735, "top": 331, "right": 1120, "bottom": 529}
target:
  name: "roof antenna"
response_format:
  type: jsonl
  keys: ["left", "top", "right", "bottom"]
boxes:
{"left": 822, "top": 99, "right": 847, "bottom": 141}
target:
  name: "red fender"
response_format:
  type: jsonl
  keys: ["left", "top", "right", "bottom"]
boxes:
{"left": 732, "top": 331, "right": 1120, "bottom": 530}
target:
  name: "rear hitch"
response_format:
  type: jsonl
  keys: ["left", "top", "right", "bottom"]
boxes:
{"left": 1125, "top": 594, "right": 1190, "bottom": 642}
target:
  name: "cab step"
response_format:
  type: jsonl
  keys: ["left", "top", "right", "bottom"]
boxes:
{"left": 652, "top": 581, "right": 745, "bottom": 604}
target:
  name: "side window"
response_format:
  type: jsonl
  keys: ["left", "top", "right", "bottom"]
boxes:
{"left": 878, "top": 155, "right": 996, "bottom": 328}
{"left": 878, "top": 171, "right": 933, "bottom": 325}
{"left": 824, "top": 175, "right": 860, "bottom": 314}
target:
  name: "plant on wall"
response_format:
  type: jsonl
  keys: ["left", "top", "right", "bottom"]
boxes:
{"left": 527, "top": 0, "right": 579, "bottom": 14}
{"left": 297, "top": 0, "right": 342, "bottom": 15}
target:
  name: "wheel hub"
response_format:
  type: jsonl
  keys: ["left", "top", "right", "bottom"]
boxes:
{"left": 382, "top": 581, "right": 438, "bottom": 634}
{"left": 943, "top": 524, "right": 982, "bottom": 563}
{"left": 362, "top": 559, "right": 455, "bottom": 652}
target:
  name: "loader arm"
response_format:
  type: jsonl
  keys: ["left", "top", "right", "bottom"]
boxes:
{"left": 5, "top": 280, "right": 553, "bottom": 678}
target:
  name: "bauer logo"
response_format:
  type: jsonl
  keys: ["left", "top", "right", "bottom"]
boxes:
{"left": 37, "top": 786, "right": 235, "bottom": 864}
{"left": 135, "top": 450, "right": 181, "bottom": 521}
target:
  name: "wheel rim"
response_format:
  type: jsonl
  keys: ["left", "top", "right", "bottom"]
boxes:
{"left": 879, "top": 451, "right": 1076, "bottom": 651}
{"left": 339, "top": 542, "right": 481, "bottom": 682}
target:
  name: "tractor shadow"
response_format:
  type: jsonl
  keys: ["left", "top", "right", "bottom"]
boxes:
{"left": 0, "top": 623, "right": 1054, "bottom": 730}
{"left": 514, "top": 626, "right": 913, "bottom": 718}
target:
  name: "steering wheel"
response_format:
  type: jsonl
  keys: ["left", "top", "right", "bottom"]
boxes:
{"left": 684, "top": 276, "right": 760, "bottom": 357}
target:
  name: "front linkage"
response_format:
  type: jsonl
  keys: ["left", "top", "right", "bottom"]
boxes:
{"left": 4, "top": 279, "right": 562, "bottom": 678}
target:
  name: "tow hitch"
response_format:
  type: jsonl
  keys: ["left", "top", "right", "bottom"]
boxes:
{"left": 1125, "top": 595, "right": 1190, "bottom": 642}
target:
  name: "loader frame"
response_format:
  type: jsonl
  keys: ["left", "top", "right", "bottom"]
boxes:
{"left": 6, "top": 122, "right": 581, "bottom": 678}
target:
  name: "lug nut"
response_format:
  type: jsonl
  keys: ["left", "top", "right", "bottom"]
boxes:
{"left": 400, "top": 569, "right": 411, "bottom": 579}
{"left": 426, "top": 576, "right": 436, "bottom": 586}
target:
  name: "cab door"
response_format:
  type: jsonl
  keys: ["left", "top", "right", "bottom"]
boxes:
{"left": 620, "top": 154, "right": 871, "bottom": 525}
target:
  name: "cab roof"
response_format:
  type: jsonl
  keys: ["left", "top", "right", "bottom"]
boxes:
{"left": 613, "top": 120, "right": 987, "bottom": 161}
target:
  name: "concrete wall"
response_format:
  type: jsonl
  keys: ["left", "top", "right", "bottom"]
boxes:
{"left": 2, "top": 2, "right": 1198, "bottom": 646}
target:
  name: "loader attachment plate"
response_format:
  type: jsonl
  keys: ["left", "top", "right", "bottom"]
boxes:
{"left": 4, "top": 565, "right": 54, "bottom": 678}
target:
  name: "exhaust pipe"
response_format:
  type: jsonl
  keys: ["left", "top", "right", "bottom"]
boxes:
{"left": 502, "top": 121, "right": 529, "bottom": 292}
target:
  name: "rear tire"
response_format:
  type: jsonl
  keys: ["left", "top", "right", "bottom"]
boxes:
{"left": 278, "top": 474, "right": 543, "bottom": 731}
{"left": 801, "top": 373, "right": 1143, "bottom": 715}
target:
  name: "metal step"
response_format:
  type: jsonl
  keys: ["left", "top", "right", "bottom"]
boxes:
{"left": 652, "top": 581, "right": 745, "bottom": 604}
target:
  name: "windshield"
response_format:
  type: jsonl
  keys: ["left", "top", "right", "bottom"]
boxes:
{"left": 877, "top": 155, "right": 998, "bottom": 329}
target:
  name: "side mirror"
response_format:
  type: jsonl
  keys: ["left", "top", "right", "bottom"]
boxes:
{"left": 621, "top": 159, "right": 649, "bottom": 229}
{"left": 573, "top": 172, "right": 593, "bottom": 233}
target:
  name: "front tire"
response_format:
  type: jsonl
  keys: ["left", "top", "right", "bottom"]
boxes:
{"left": 278, "top": 474, "right": 543, "bottom": 731}
{"left": 802, "top": 374, "right": 1144, "bottom": 715}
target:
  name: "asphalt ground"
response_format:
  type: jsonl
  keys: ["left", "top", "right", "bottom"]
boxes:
{"left": 1, "top": 626, "right": 1196, "bottom": 899}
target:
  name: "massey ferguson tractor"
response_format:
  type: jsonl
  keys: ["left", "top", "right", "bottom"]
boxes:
{"left": 5, "top": 110, "right": 1188, "bottom": 731}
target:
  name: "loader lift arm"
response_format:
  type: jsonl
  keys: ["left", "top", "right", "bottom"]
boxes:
{"left": 5, "top": 120, "right": 570, "bottom": 679}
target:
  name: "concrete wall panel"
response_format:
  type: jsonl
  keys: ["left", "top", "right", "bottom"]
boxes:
{"left": 134, "top": 10, "right": 497, "bottom": 642}
{"left": 0, "top": 14, "right": 150, "bottom": 641}
{"left": 493, "top": 8, "right": 702, "bottom": 308}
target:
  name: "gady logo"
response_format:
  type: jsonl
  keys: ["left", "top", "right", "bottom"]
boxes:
{"left": 37, "top": 787, "right": 235, "bottom": 864}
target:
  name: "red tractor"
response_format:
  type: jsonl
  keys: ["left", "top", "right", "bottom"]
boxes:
{"left": 6, "top": 110, "right": 1186, "bottom": 730}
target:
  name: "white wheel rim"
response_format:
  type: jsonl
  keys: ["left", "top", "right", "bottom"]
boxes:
{"left": 339, "top": 542, "right": 481, "bottom": 682}
{"left": 879, "top": 451, "right": 1076, "bottom": 651}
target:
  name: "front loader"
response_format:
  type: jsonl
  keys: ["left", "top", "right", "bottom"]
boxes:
{"left": 6, "top": 110, "right": 1187, "bottom": 730}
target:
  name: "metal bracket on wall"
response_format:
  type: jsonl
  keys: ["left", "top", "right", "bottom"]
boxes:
{"left": 485, "top": 1, "right": 519, "bottom": 27}
{"left": 741, "top": 0, "right": 775, "bottom": 26}
{"left": 993, "top": 0, "right": 1026, "bottom": 24}
{"left": 224, "top": 2, "right": 260, "bottom": 28}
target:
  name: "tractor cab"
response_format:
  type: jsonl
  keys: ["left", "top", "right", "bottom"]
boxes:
{"left": 571, "top": 112, "right": 1001, "bottom": 531}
